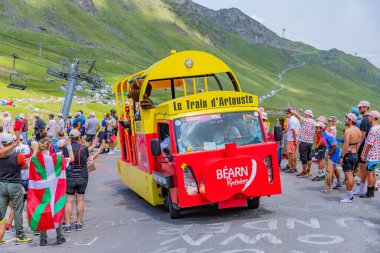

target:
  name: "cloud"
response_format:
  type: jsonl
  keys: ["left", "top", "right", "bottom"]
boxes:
{"left": 250, "top": 14, "right": 266, "bottom": 24}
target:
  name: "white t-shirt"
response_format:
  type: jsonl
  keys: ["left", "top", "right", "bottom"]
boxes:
{"left": 58, "top": 118, "right": 65, "bottom": 133}
{"left": 364, "top": 125, "right": 380, "bottom": 162}
{"left": 15, "top": 143, "right": 31, "bottom": 180}
{"left": 286, "top": 116, "right": 300, "bottom": 141}
{"left": 4, "top": 116, "right": 12, "bottom": 133}
{"left": 47, "top": 119, "right": 57, "bottom": 136}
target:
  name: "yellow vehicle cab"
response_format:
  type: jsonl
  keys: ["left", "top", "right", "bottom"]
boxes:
{"left": 112, "top": 50, "right": 281, "bottom": 218}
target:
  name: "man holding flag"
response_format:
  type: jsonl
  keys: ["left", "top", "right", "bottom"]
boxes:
{"left": 28, "top": 138, "right": 74, "bottom": 246}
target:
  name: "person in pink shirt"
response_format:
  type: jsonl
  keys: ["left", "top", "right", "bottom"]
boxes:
{"left": 360, "top": 110, "right": 380, "bottom": 198}
{"left": 290, "top": 109, "right": 316, "bottom": 177}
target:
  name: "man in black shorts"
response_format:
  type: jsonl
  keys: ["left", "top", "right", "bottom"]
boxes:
{"left": 353, "top": 101, "right": 372, "bottom": 195}
{"left": 62, "top": 129, "right": 95, "bottom": 232}
{"left": 339, "top": 113, "right": 361, "bottom": 203}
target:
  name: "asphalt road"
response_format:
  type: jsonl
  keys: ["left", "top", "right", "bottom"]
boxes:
{"left": 2, "top": 152, "right": 380, "bottom": 253}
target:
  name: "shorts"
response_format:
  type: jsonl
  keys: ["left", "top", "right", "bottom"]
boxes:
{"left": 109, "top": 134, "right": 116, "bottom": 142}
{"left": 315, "top": 145, "right": 326, "bottom": 160}
{"left": 287, "top": 141, "right": 297, "bottom": 154}
{"left": 366, "top": 161, "right": 380, "bottom": 171}
{"left": 21, "top": 180, "right": 28, "bottom": 193}
{"left": 342, "top": 152, "right": 358, "bottom": 173}
{"left": 299, "top": 142, "right": 313, "bottom": 164}
{"left": 358, "top": 143, "right": 365, "bottom": 163}
{"left": 67, "top": 177, "right": 88, "bottom": 195}
{"left": 85, "top": 134, "right": 95, "bottom": 142}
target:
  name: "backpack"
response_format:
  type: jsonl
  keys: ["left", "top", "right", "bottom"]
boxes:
{"left": 274, "top": 125, "right": 283, "bottom": 142}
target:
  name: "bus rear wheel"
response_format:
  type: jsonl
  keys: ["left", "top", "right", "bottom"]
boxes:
{"left": 247, "top": 197, "right": 260, "bottom": 209}
{"left": 167, "top": 191, "right": 181, "bottom": 219}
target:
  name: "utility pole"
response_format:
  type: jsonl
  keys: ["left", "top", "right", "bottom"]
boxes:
{"left": 61, "top": 59, "right": 79, "bottom": 120}
{"left": 38, "top": 26, "right": 46, "bottom": 59}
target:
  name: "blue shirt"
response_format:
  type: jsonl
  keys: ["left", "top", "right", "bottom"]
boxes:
{"left": 102, "top": 118, "right": 107, "bottom": 128}
{"left": 80, "top": 116, "right": 86, "bottom": 130}
{"left": 322, "top": 131, "right": 341, "bottom": 164}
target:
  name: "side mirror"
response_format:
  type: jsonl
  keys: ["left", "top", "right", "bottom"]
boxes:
{"left": 151, "top": 138, "right": 161, "bottom": 157}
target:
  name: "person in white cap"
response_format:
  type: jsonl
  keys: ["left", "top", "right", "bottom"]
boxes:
{"left": 360, "top": 110, "right": 380, "bottom": 198}
{"left": 314, "top": 121, "right": 341, "bottom": 193}
{"left": 261, "top": 112, "right": 270, "bottom": 134}
{"left": 0, "top": 133, "right": 32, "bottom": 244}
{"left": 57, "top": 113, "right": 65, "bottom": 134}
{"left": 339, "top": 113, "right": 361, "bottom": 203}
{"left": 284, "top": 109, "right": 300, "bottom": 173}
{"left": 290, "top": 109, "right": 315, "bottom": 177}
{"left": 19, "top": 114, "right": 28, "bottom": 145}
{"left": 354, "top": 101, "right": 372, "bottom": 195}
{"left": 3, "top": 112, "right": 12, "bottom": 133}
{"left": 85, "top": 112, "right": 99, "bottom": 145}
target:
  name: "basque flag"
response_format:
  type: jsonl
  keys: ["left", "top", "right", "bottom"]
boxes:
{"left": 27, "top": 153, "right": 67, "bottom": 231}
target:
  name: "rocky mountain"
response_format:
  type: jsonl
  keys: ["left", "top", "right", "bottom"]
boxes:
{"left": 0, "top": 0, "right": 379, "bottom": 116}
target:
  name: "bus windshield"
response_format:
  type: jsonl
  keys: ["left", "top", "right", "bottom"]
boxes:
{"left": 174, "top": 111, "right": 264, "bottom": 153}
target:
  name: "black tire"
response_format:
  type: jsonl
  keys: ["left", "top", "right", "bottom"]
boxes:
{"left": 167, "top": 191, "right": 181, "bottom": 219}
{"left": 247, "top": 197, "right": 260, "bottom": 209}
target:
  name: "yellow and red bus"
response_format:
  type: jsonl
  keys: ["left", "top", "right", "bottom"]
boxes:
{"left": 112, "top": 50, "right": 281, "bottom": 218}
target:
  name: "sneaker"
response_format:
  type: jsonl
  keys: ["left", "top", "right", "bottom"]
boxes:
{"left": 282, "top": 165, "right": 290, "bottom": 171}
{"left": 353, "top": 188, "right": 365, "bottom": 195}
{"left": 332, "top": 182, "right": 343, "bottom": 189}
{"left": 33, "top": 231, "right": 41, "bottom": 236}
{"left": 63, "top": 226, "right": 72, "bottom": 233}
{"left": 39, "top": 238, "right": 47, "bottom": 246}
{"left": 339, "top": 197, "right": 353, "bottom": 203}
{"left": 57, "top": 236, "right": 66, "bottom": 245}
{"left": 314, "top": 175, "right": 324, "bottom": 181}
{"left": 6, "top": 226, "right": 15, "bottom": 233}
{"left": 304, "top": 171, "right": 312, "bottom": 177}
{"left": 75, "top": 222, "right": 83, "bottom": 231}
{"left": 15, "top": 235, "right": 32, "bottom": 245}
{"left": 285, "top": 169, "right": 296, "bottom": 173}
{"left": 108, "top": 151, "right": 115, "bottom": 155}
{"left": 312, "top": 176, "right": 321, "bottom": 181}
{"left": 297, "top": 171, "right": 306, "bottom": 177}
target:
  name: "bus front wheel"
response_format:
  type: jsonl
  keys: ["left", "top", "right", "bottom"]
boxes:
{"left": 247, "top": 197, "right": 260, "bottom": 209}
{"left": 167, "top": 191, "right": 181, "bottom": 219}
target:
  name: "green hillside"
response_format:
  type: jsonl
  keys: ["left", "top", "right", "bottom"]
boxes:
{"left": 0, "top": 0, "right": 379, "bottom": 123}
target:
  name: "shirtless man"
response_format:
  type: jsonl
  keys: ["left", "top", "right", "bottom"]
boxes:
{"left": 339, "top": 113, "right": 361, "bottom": 203}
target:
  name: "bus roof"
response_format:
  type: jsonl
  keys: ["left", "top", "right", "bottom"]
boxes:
{"left": 112, "top": 50, "right": 241, "bottom": 95}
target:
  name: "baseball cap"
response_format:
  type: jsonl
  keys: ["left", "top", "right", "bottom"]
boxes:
{"left": 15, "top": 115, "right": 20, "bottom": 120}
{"left": 57, "top": 139, "right": 66, "bottom": 148}
{"left": 3, "top": 111, "right": 9, "bottom": 115}
{"left": 1, "top": 133, "right": 14, "bottom": 145}
{"left": 351, "top": 107, "right": 359, "bottom": 116}
{"left": 33, "top": 113, "right": 39, "bottom": 117}
{"left": 315, "top": 122, "right": 326, "bottom": 128}
{"left": 357, "top": 101, "right": 370, "bottom": 108}
{"left": 19, "top": 113, "right": 25, "bottom": 118}
{"left": 68, "top": 114, "right": 72, "bottom": 117}
{"left": 89, "top": 112, "right": 95, "bottom": 117}
{"left": 261, "top": 112, "right": 268, "bottom": 120}
{"left": 304, "top": 110, "right": 313, "bottom": 118}
{"left": 69, "top": 129, "right": 81, "bottom": 138}
{"left": 346, "top": 113, "right": 357, "bottom": 122}
{"left": 369, "top": 110, "right": 380, "bottom": 119}
{"left": 316, "top": 116, "right": 327, "bottom": 124}
{"left": 57, "top": 113, "right": 63, "bottom": 117}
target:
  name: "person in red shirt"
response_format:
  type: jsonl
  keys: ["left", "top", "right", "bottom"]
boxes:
{"left": 13, "top": 116, "right": 22, "bottom": 132}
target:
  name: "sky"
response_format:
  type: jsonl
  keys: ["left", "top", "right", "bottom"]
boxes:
{"left": 192, "top": 0, "right": 380, "bottom": 68}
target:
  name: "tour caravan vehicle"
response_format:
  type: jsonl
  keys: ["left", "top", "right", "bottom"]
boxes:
{"left": 112, "top": 50, "right": 282, "bottom": 218}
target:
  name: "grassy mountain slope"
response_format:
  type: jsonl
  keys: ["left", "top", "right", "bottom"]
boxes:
{"left": 0, "top": 0, "right": 379, "bottom": 122}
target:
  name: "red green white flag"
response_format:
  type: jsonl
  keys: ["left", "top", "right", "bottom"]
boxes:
{"left": 27, "top": 153, "right": 67, "bottom": 231}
